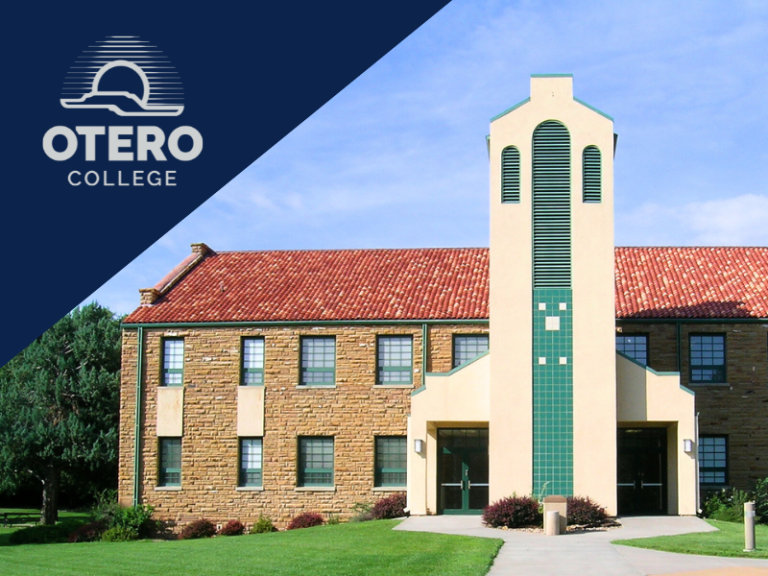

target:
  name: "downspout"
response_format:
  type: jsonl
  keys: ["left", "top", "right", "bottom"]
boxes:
{"left": 133, "top": 326, "right": 144, "bottom": 507}
{"left": 421, "top": 323, "right": 428, "bottom": 378}
{"left": 695, "top": 411, "right": 700, "bottom": 513}
{"left": 676, "top": 321, "right": 682, "bottom": 373}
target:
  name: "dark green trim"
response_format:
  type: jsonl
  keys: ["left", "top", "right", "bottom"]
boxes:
{"left": 300, "top": 336, "right": 336, "bottom": 386}
{"left": 122, "top": 319, "right": 488, "bottom": 329}
{"left": 618, "top": 318, "right": 768, "bottom": 323}
{"left": 688, "top": 332, "right": 727, "bottom": 384}
{"left": 376, "top": 335, "right": 413, "bottom": 385}
{"left": 616, "top": 350, "right": 678, "bottom": 376}
{"left": 427, "top": 350, "right": 489, "bottom": 377}
{"left": 133, "top": 326, "right": 144, "bottom": 507}
{"left": 241, "top": 336, "right": 265, "bottom": 386}
{"left": 699, "top": 434, "right": 729, "bottom": 487}
{"left": 421, "top": 323, "right": 428, "bottom": 382}
{"left": 531, "top": 73, "right": 573, "bottom": 78}
{"left": 411, "top": 385, "right": 426, "bottom": 396}
{"left": 490, "top": 97, "right": 530, "bottom": 122}
{"left": 573, "top": 97, "right": 614, "bottom": 121}
{"left": 676, "top": 322, "right": 682, "bottom": 373}
{"left": 161, "top": 337, "right": 184, "bottom": 387}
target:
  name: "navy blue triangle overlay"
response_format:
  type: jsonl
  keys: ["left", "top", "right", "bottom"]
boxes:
{"left": 0, "top": 0, "right": 452, "bottom": 366}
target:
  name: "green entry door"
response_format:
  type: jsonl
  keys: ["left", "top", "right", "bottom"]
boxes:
{"left": 438, "top": 429, "right": 489, "bottom": 514}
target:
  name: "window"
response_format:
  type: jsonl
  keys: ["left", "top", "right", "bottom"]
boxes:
{"left": 501, "top": 146, "right": 520, "bottom": 203}
{"left": 300, "top": 337, "right": 335, "bottom": 385}
{"left": 453, "top": 335, "right": 489, "bottom": 368}
{"left": 162, "top": 338, "right": 184, "bottom": 386}
{"left": 239, "top": 438, "right": 263, "bottom": 487}
{"left": 582, "top": 145, "right": 601, "bottom": 202}
{"left": 242, "top": 338, "right": 265, "bottom": 385}
{"left": 377, "top": 336, "right": 412, "bottom": 385}
{"left": 699, "top": 436, "right": 728, "bottom": 486}
{"left": 375, "top": 437, "right": 407, "bottom": 487}
{"left": 690, "top": 334, "right": 726, "bottom": 383}
{"left": 159, "top": 437, "right": 181, "bottom": 486}
{"left": 616, "top": 334, "right": 648, "bottom": 365}
{"left": 298, "top": 437, "right": 334, "bottom": 487}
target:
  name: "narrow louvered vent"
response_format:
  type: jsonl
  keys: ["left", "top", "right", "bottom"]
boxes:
{"left": 582, "top": 145, "right": 601, "bottom": 203}
{"left": 533, "top": 121, "right": 571, "bottom": 288}
{"left": 501, "top": 146, "right": 520, "bottom": 203}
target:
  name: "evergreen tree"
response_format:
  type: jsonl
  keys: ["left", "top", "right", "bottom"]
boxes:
{"left": 0, "top": 303, "right": 121, "bottom": 524}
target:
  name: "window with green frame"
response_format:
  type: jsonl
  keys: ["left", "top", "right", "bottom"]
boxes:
{"left": 242, "top": 338, "right": 265, "bottom": 385}
{"left": 239, "top": 437, "right": 263, "bottom": 487}
{"left": 298, "top": 437, "right": 334, "bottom": 487}
{"left": 300, "top": 337, "right": 335, "bottom": 385}
{"left": 453, "top": 334, "right": 489, "bottom": 368}
{"left": 616, "top": 334, "right": 648, "bottom": 366}
{"left": 377, "top": 336, "right": 412, "bottom": 385}
{"left": 690, "top": 334, "right": 726, "bottom": 383}
{"left": 375, "top": 437, "right": 406, "bottom": 487}
{"left": 159, "top": 437, "right": 181, "bottom": 486}
{"left": 699, "top": 435, "right": 728, "bottom": 486}
{"left": 162, "top": 338, "right": 184, "bottom": 386}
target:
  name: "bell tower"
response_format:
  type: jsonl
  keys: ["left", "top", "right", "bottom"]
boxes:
{"left": 488, "top": 75, "right": 617, "bottom": 513}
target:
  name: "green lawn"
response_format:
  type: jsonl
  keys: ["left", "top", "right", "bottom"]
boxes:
{"left": 614, "top": 519, "right": 768, "bottom": 559}
{"left": 0, "top": 509, "right": 92, "bottom": 547}
{"left": 0, "top": 519, "right": 502, "bottom": 576}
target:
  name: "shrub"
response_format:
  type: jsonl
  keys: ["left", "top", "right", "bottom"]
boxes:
{"left": 566, "top": 496, "right": 608, "bottom": 527}
{"left": 250, "top": 515, "right": 276, "bottom": 534}
{"left": 68, "top": 520, "right": 108, "bottom": 543}
{"left": 483, "top": 496, "right": 542, "bottom": 528}
{"left": 218, "top": 520, "right": 246, "bottom": 536}
{"left": 112, "top": 504, "right": 156, "bottom": 538}
{"left": 9, "top": 520, "right": 86, "bottom": 545}
{"left": 180, "top": 519, "right": 217, "bottom": 540}
{"left": 701, "top": 488, "right": 752, "bottom": 523}
{"left": 101, "top": 526, "right": 139, "bottom": 542}
{"left": 755, "top": 478, "right": 768, "bottom": 524}
{"left": 287, "top": 512, "right": 324, "bottom": 530}
{"left": 349, "top": 501, "right": 373, "bottom": 523}
{"left": 326, "top": 514, "right": 341, "bottom": 525}
{"left": 371, "top": 493, "right": 407, "bottom": 520}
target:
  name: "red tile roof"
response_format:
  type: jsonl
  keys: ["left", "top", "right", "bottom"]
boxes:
{"left": 123, "top": 246, "right": 768, "bottom": 324}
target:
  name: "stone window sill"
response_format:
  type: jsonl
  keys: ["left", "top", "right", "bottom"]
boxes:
{"left": 236, "top": 486, "right": 264, "bottom": 492}
{"left": 374, "top": 385, "right": 414, "bottom": 389}
{"left": 155, "top": 486, "right": 181, "bottom": 491}
{"left": 373, "top": 487, "right": 406, "bottom": 492}
{"left": 295, "top": 385, "right": 337, "bottom": 389}
{"left": 688, "top": 382, "right": 731, "bottom": 387}
{"left": 295, "top": 486, "right": 336, "bottom": 492}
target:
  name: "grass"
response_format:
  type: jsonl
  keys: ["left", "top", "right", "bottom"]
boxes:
{"left": 0, "top": 519, "right": 502, "bottom": 576}
{"left": 0, "top": 509, "right": 90, "bottom": 547}
{"left": 613, "top": 519, "right": 768, "bottom": 559}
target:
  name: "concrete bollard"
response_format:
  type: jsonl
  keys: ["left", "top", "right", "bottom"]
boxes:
{"left": 545, "top": 510, "right": 560, "bottom": 536}
{"left": 543, "top": 495, "right": 568, "bottom": 534}
{"left": 745, "top": 501, "right": 756, "bottom": 552}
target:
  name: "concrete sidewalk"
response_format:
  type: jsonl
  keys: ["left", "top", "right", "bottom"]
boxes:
{"left": 394, "top": 516, "right": 768, "bottom": 575}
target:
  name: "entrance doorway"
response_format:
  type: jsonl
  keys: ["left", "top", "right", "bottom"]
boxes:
{"left": 617, "top": 428, "right": 667, "bottom": 515}
{"left": 437, "top": 429, "right": 489, "bottom": 514}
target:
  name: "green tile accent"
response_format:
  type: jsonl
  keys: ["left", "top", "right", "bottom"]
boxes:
{"left": 532, "top": 289, "right": 573, "bottom": 497}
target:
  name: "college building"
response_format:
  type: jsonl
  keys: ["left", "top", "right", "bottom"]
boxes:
{"left": 118, "top": 75, "right": 768, "bottom": 526}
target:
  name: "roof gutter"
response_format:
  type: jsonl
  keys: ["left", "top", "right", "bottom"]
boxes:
{"left": 133, "top": 326, "right": 144, "bottom": 508}
{"left": 121, "top": 319, "right": 489, "bottom": 329}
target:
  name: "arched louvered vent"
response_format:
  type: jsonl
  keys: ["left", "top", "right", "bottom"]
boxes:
{"left": 501, "top": 146, "right": 520, "bottom": 203}
{"left": 532, "top": 120, "right": 571, "bottom": 288}
{"left": 582, "top": 145, "right": 601, "bottom": 203}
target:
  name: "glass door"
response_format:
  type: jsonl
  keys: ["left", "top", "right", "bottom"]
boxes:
{"left": 438, "top": 429, "right": 489, "bottom": 514}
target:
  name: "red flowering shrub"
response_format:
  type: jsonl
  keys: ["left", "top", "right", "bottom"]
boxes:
{"left": 180, "top": 519, "right": 217, "bottom": 539}
{"left": 566, "top": 496, "right": 607, "bottom": 527}
{"left": 287, "top": 512, "right": 324, "bottom": 530}
{"left": 371, "top": 493, "right": 407, "bottom": 520}
{"left": 218, "top": 520, "right": 246, "bottom": 536}
{"left": 483, "top": 496, "right": 542, "bottom": 528}
{"left": 68, "top": 521, "right": 108, "bottom": 543}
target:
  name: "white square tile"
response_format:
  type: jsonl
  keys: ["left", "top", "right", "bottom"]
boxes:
{"left": 545, "top": 316, "right": 560, "bottom": 331}
{"left": 538, "top": 357, "right": 546, "bottom": 365}
{"left": 559, "top": 357, "right": 567, "bottom": 365}
{"left": 538, "top": 303, "right": 546, "bottom": 311}
{"left": 559, "top": 302, "right": 567, "bottom": 311}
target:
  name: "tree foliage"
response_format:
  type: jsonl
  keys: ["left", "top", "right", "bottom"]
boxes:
{"left": 0, "top": 303, "right": 121, "bottom": 523}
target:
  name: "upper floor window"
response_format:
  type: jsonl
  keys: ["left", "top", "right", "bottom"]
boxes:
{"left": 298, "top": 436, "right": 334, "bottom": 487}
{"left": 300, "top": 336, "right": 335, "bottom": 386}
{"left": 699, "top": 435, "right": 728, "bottom": 486}
{"left": 582, "top": 145, "right": 601, "bottom": 202}
{"left": 242, "top": 338, "right": 265, "bottom": 385}
{"left": 453, "top": 335, "right": 489, "bottom": 368}
{"left": 162, "top": 338, "right": 184, "bottom": 386}
{"left": 501, "top": 146, "right": 520, "bottom": 203}
{"left": 377, "top": 336, "right": 413, "bottom": 385}
{"left": 158, "top": 437, "right": 181, "bottom": 487}
{"left": 375, "top": 436, "right": 407, "bottom": 487}
{"left": 690, "top": 334, "right": 726, "bottom": 383}
{"left": 616, "top": 334, "right": 648, "bottom": 366}
{"left": 239, "top": 438, "right": 263, "bottom": 487}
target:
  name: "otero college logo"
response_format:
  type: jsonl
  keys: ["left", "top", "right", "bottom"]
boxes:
{"left": 42, "top": 36, "right": 203, "bottom": 187}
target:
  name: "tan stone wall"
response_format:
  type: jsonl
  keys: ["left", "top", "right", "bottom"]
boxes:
{"left": 118, "top": 323, "right": 487, "bottom": 528}
{"left": 617, "top": 321, "right": 768, "bottom": 490}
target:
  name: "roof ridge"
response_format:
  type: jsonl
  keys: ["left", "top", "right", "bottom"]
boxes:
{"left": 212, "top": 246, "right": 490, "bottom": 255}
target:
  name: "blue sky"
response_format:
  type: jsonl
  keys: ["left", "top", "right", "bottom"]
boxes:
{"left": 87, "top": 0, "right": 768, "bottom": 315}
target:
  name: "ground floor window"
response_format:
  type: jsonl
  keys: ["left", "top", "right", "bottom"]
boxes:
{"left": 375, "top": 436, "right": 407, "bottom": 487}
{"left": 699, "top": 435, "right": 728, "bottom": 486}
{"left": 298, "top": 436, "right": 334, "bottom": 487}
{"left": 159, "top": 437, "right": 181, "bottom": 486}
{"left": 239, "top": 438, "right": 263, "bottom": 487}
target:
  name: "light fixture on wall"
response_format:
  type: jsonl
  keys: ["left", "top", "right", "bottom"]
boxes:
{"left": 683, "top": 439, "right": 694, "bottom": 453}
{"left": 414, "top": 439, "right": 425, "bottom": 454}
